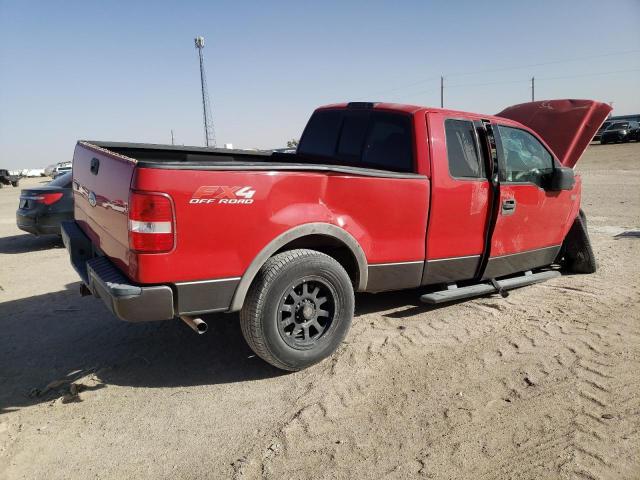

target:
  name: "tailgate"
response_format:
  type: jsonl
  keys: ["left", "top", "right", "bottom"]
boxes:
{"left": 72, "top": 142, "right": 135, "bottom": 275}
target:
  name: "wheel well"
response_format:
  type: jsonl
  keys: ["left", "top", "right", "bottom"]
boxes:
{"left": 275, "top": 234, "right": 360, "bottom": 288}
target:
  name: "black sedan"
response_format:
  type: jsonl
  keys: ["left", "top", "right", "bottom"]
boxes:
{"left": 16, "top": 172, "right": 73, "bottom": 236}
{"left": 600, "top": 121, "right": 640, "bottom": 144}
{"left": 592, "top": 121, "right": 611, "bottom": 141}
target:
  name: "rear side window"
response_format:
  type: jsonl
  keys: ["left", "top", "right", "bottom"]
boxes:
{"left": 298, "top": 109, "right": 414, "bottom": 172}
{"left": 445, "top": 119, "right": 484, "bottom": 179}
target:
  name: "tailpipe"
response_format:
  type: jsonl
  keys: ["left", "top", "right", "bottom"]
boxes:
{"left": 180, "top": 315, "right": 208, "bottom": 335}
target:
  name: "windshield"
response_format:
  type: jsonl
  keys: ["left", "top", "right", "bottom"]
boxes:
{"left": 607, "top": 122, "right": 629, "bottom": 130}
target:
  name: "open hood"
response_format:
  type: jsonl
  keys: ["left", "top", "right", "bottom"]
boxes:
{"left": 496, "top": 99, "right": 612, "bottom": 168}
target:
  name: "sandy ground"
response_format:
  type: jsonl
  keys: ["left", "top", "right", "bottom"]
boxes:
{"left": 1, "top": 144, "right": 639, "bottom": 480}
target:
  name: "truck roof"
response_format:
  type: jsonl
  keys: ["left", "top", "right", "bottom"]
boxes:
{"left": 316, "top": 102, "right": 513, "bottom": 124}
{"left": 318, "top": 100, "right": 612, "bottom": 167}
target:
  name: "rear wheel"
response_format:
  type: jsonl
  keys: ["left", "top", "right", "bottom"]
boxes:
{"left": 240, "top": 249, "right": 354, "bottom": 371}
{"left": 561, "top": 210, "right": 597, "bottom": 274}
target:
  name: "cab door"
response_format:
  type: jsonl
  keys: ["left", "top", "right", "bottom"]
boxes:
{"left": 483, "top": 124, "right": 576, "bottom": 279}
{"left": 422, "top": 113, "right": 491, "bottom": 284}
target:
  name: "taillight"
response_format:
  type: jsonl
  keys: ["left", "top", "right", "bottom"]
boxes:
{"left": 128, "top": 192, "right": 175, "bottom": 253}
{"left": 34, "top": 192, "right": 64, "bottom": 205}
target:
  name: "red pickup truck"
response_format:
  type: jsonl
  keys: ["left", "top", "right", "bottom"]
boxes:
{"left": 62, "top": 99, "right": 610, "bottom": 370}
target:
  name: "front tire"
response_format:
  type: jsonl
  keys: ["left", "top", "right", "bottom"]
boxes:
{"left": 240, "top": 249, "right": 354, "bottom": 371}
{"left": 561, "top": 210, "right": 597, "bottom": 274}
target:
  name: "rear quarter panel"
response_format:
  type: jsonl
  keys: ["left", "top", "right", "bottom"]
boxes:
{"left": 131, "top": 168, "right": 430, "bottom": 284}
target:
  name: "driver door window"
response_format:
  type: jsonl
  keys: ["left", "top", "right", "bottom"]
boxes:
{"left": 497, "top": 126, "right": 553, "bottom": 186}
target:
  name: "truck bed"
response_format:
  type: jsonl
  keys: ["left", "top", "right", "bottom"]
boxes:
{"left": 85, "top": 141, "right": 421, "bottom": 179}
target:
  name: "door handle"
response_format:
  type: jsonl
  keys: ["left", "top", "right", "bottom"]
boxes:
{"left": 90, "top": 158, "right": 100, "bottom": 175}
{"left": 502, "top": 198, "right": 516, "bottom": 215}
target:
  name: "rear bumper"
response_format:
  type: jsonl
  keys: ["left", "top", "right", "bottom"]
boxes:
{"left": 61, "top": 221, "right": 175, "bottom": 322}
{"left": 16, "top": 211, "right": 68, "bottom": 235}
{"left": 61, "top": 221, "right": 240, "bottom": 322}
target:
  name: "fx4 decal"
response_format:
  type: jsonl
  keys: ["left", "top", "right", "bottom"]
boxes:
{"left": 189, "top": 186, "right": 256, "bottom": 205}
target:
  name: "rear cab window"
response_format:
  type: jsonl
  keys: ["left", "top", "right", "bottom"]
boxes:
{"left": 298, "top": 109, "right": 415, "bottom": 172}
{"left": 444, "top": 119, "right": 484, "bottom": 179}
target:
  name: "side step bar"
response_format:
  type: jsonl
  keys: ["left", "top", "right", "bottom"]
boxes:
{"left": 420, "top": 270, "right": 560, "bottom": 305}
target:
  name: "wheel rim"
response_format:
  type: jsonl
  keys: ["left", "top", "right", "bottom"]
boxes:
{"left": 277, "top": 277, "right": 336, "bottom": 349}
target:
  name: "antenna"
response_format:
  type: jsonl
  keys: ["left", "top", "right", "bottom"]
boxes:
{"left": 194, "top": 36, "right": 216, "bottom": 147}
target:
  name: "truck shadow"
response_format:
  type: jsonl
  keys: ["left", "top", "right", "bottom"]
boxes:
{"left": 0, "top": 283, "right": 283, "bottom": 413}
{"left": 0, "top": 233, "right": 63, "bottom": 254}
{"left": 355, "top": 289, "right": 471, "bottom": 318}
{"left": 1, "top": 282, "right": 470, "bottom": 413}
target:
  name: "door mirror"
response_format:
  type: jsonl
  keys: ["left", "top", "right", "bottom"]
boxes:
{"left": 548, "top": 166, "right": 575, "bottom": 191}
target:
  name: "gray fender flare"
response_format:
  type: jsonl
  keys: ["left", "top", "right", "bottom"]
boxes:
{"left": 228, "top": 223, "right": 368, "bottom": 312}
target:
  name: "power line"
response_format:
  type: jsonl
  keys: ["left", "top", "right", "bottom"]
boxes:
{"left": 443, "top": 67, "right": 640, "bottom": 90}
{"left": 358, "top": 75, "right": 441, "bottom": 98}
{"left": 536, "top": 67, "right": 640, "bottom": 81}
{"left": 394, "top": 67, "right": 639, "bottom": 106}
{"left": 444, "top": 49, "right": 640, "bottom": 78}
{"left": 359, "top": 49, "right": 640, "bottom": 99}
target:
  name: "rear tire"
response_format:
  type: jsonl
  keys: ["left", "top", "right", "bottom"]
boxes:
{"left": 240, "top": 249, "right": 354, "bottom": 371}
{"left": 561, "top": 210, "right": 597, "bottom": 274}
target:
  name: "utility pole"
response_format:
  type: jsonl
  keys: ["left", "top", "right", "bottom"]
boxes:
{"left": 440, "top": 76, "right": 444, "bottom": 108}
{"left": 194, "top": 36, "right": 216, "bottom": 147}
{"left": 531, "top": 76, "right": 535, "bottom": 102}
{"left": 171, "top": 129, "right": 175, "bottom": 145}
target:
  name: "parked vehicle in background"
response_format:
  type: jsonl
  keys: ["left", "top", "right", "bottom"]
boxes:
{"left": 16, "top": 172, "right": 73, "bottom": 236}
{"left": 600, "top": 121, "right": 640, "bottom": 144}
{"left": 0, "top": 169, "right": 21, "bottom": 188}
{"left": 62, "top": 99, "right": 609, "bottom": 371}
{"left": 20, "top": 168, "right": 47, "bottom": 177}
{"left": 52, "top": 162, "right": 72, "bottom": 179}
{"left": 593, "top": 120, "right": 612, "bottom": 141}
{"left": 53, "top": 167, "right": 72, "bottom": 179}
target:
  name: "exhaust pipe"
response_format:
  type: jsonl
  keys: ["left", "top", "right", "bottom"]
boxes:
{"left": 180, "top": 315, "right": 208, "bottom": 335}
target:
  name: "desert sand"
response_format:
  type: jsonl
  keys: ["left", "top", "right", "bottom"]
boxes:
{"left": 1, "top": 143, "right": 639, "bottom": 479}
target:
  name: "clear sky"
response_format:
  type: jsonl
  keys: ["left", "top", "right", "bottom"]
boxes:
{"left": 1, "top": 0, "right": 639, "bottom": 168}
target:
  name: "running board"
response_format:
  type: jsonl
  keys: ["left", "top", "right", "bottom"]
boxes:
{"left": 420, "top": 270, "right": 560, "bottom": 305}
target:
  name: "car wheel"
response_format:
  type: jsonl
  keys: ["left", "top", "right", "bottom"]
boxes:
{"left": 600, "top": 140, "right": 607, "bottom": 145}
{"left": 11, "top": 180, "right": 19, "bottom": 187}
{"left": 240, "top": 249, "right": 354, "bottom": 371}
{"left": 561, "top": 210, "right": 596, "bottom": 274}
